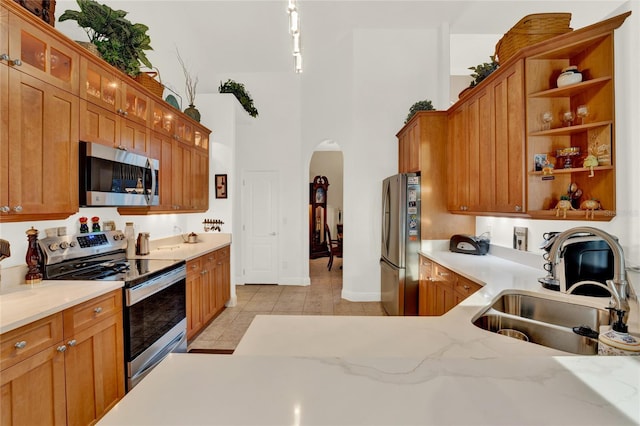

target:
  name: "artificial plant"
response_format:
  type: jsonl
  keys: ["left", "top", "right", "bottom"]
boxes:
{"left": 218, "top": 79, "right": 259, "bottom": 118}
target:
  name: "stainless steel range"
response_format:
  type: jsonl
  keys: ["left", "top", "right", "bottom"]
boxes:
{"left": 39, "top": 230, "right": 187, "bottom": 391}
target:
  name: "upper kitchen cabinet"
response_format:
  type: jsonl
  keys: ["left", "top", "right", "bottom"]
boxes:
{"left": 79, "top": 57, "right": 150, "bottom": 155}
{"left": 397, "top": 117, "right": 421, "bottom": 173}
{"left": 4, "top": 6, "right": 78, "bottom": 95}
{"left": 523, "top": 12, "right": 629, "bottom": 220}
{"left": 1, "top": 66, "right": 79, "bottom": 222}
{"left": 397, "top": 111, "right": 475, "bottom": 239}
{"left": 448, "top": 59, "right": 525, "bottom": 216}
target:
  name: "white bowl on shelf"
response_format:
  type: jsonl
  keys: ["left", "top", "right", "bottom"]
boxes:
{"left": 557, "top": 71, "right": 583, "bottom": 87}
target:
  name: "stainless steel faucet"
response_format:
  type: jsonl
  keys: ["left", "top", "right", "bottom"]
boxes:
{"left": 547, "top": 226, "right": 632, "bottom": 331}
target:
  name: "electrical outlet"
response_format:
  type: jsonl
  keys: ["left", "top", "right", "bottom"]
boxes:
{"left": 513, "top": 227, "right": 528, "bottom": 251}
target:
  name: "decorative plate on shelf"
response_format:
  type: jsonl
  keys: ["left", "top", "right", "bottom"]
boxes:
{"left": 165, "top": 94, "right": 180, "bottom": 110}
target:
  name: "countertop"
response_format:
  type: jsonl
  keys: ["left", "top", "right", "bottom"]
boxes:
{"left": 98, "top": 245, "right": 640, "bottom": 425}
{"left": 0, "top": 233, "right": 231, "bottom": 334}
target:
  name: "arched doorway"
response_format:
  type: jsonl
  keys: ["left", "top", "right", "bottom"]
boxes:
{"left": 309, "top": 144, "right": 343, "bottom": 268}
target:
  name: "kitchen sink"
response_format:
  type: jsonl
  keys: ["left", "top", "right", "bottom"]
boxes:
{"left": 473, "top": 292, "right": 612, "bottom": 355}
{"left": 488, "top": 293, "right": 611, "bottom": 329}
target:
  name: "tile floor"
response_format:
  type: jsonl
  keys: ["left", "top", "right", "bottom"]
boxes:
{"left": 188, "top": 257, "right": 387, "bottom": 351}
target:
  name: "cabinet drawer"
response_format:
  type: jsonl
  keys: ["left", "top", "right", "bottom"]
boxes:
{"left": 432, "top": 264, "right": 456, "bottom": 285}
{"left": 187, "top": 258, "right": 203, "bottom": 277}
{"left": 63, "top": 290, "right": 122, "bottom": 336}
{"left": 1, "top": 313, "right": 63, "bottom": 370}
{"left": 215, "top": 245, "right": 230, "bottom": 260}
{"left": 454, "top": 275, "right": 482, "bottom": 298}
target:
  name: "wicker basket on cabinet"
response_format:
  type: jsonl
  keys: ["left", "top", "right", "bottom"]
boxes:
{"left": 134, "top": 71, "right": 164, "bottom": 98}
{"left": 495, "top": 13, "right": 573, "bottom": 64}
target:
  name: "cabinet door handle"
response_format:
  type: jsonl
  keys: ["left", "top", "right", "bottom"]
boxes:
{"left": 13, "top": 205, "right": 23, "bottom": 213}
{"left": 14, "top": 341, "right": 27, "bottom": 349}
{"left": 0, "top": 53, "right": 9, "bottom": 62}
{"left": 94, "top": 307, "right": 103, "bottom": 314}
{"left": 67, "top": 339, "right": 77, "bottom": 347}
{"left": 514, "top": 205, "right": 522, "bottom": 212}
{"left": 57, "top": 345, "right": 67, "bottom": 353}
{"left": 437, "top": 272, "right": 449, "bottom": 277}
{"left": 463, "top": 285, "right": 470, "bottom": 290}
{"left": 10, "top": 58, "right": 22, "bottom": 67}
{"left": 1, "top": 206, "right": 10, "bottom": 213}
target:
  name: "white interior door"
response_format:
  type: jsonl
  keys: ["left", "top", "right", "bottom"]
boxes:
{"left": 241, "top": 170, "right": 279, "bottom": 284}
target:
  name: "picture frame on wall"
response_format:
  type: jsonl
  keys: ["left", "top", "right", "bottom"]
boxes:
{"left": 215, "top": 174, "right": 227, "bottom": 199}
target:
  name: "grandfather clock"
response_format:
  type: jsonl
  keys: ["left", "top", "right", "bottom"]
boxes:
{"left": 309, "top": 176, "right": 329, "bottom": 258}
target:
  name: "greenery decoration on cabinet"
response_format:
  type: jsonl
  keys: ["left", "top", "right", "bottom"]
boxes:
{"left": 404, "top": 99, "right": 435, "bottom": 124}
{"left": 468, "top": 56, "right": 499, "bottom": 87}
{"left": 218, "top": 79, "right": 259, "bottom": 117}
{"left": 59, "top": 0, "right": 153, "bottom": 77}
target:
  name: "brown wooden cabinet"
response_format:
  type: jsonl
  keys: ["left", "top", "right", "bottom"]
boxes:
{"left": 397, "top": 111, "right": 475, "bottom": 239}
{"left": 0, "top": 290, "right": 124, "bottom": 426}
{"left": 186, "top": 246, "right": 231, "bottom": 340}
{"left": 2, "top": 1, "right": 212, "bottom": 221}
{"left": 418, "top": 255, "right": 481, "bottom": 316}
{"left": 523, "top": 13, "right": 628, "bottom": 220}
{"left": 447, "top": 60, "right": 525, "bottom": 215}
{"left": 6, "top": 7, "right": 78, "bottom": 94}
{"left": 397, "top": 118, "right": 420, "bottom": 173}
{"left": 62, "top": 290, "right": 125, "bottom": 426}
{"left": 79, "top": 57, "right": 150, "bottom": 155}
{"left": 1, "top": 67, "right": 79, "bottom": 222}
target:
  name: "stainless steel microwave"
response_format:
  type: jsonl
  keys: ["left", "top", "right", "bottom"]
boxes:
{"left": 79, "top": 142, "right": 159, "bottom": 207}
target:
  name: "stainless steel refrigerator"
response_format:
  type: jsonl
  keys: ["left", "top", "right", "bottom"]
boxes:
{"left": 380, "top": 173, "right": 420, "bottom": 316}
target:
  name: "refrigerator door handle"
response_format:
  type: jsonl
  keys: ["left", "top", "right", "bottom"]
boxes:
{"left": 382, "top": 180, "right": 391, "bottom": 256}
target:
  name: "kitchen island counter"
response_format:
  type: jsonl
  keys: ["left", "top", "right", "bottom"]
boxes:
{"left": 99, "top": 246, "right": 639, "bottom": 425}
{"left": 99, "top": 353, "right": 638, "bottom": 425}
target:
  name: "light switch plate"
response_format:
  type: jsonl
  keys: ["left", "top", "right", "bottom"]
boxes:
{"left": 513, "top": 227, "right": 528, "bottom": 251}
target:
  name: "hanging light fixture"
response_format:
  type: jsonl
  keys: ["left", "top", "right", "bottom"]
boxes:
{"left": 287, "top": 0, "right": 302, "bottom": 73}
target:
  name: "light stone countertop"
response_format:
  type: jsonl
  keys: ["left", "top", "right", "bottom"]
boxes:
{"left": 98, "top": 245, "right": 640, "bottom": 425}
{"left": 0, "top": 233, "right": 231, "bottom": 334}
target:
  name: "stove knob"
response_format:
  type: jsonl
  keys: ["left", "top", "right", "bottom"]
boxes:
{"left": 60, "top": 241, "right": 70, "bottom": 249}
{"left": 49, "top": 243, "right": 60, "bottom": 251}
{"left": 69, "top": 241, "right": 77, "bottom": 247}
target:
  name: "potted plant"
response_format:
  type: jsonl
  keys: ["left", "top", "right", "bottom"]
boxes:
{"left": 59, "top": 0, "right": 153, "bottom": 77}
{"left": 218, "top": 79, "right": 259, "bottom": 118}
{"left": 404, "top": 99, "right": 435, "bottom": 124}
{"left": 176, "top": 49, "right": 200, "bottom": 122}
{"left": 468, "top": 55, "right": 499, "bottom": 88}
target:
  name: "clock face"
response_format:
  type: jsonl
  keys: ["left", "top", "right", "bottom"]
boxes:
{"left": 315, "top": 188, "right": 325, "bottom": 204}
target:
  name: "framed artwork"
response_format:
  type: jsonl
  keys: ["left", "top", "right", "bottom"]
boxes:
{"left": 534, "top": 153, "right": 547, "bottom": 172}
{"left": 215, "top": 174, "right": 227, "bottom": 199}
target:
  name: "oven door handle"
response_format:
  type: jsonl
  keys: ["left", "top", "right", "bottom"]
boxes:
{"left": 130, "top": 329, "right": 186, "bottom": 383}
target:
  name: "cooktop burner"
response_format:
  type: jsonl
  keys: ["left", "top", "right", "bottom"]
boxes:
{"left": 39, "top": 230, "right": 184, "bottom": 286}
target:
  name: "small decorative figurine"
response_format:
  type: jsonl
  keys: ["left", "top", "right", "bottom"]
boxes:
{"left": 91, "top": 216, "right": 101, "bottom": 232}
{"left": 580, "top": 199, "right": 601, "bottom": 220}
{"left": 583, "top": 155, "right": 599, "bottom": 177}
{"left": 25, "top": 227, "right": 43, "bottom": 284}
{"left": 555, "top": 196, "right": 576, "bottom": 218}
{"left": 79, "top": 216, "right": 89, "bottom": 233}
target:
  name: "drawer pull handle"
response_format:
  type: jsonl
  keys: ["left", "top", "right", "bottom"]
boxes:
{"left": 14, "top": 341, "right": 27, "bottom": 349}
{"left": 67, "top": 340, "right": 77, "bottom": 347}
{"left": 57, "top": 345, "right": 67, "bottom": 353}
{"left": 463, "top": 285, "right": 470, "bottom": 290}
{"left": 437, "top": 272, "right": 448, "bottom": 276}
{"left": 94, "top": 307, "right": 103, "bottom": 314}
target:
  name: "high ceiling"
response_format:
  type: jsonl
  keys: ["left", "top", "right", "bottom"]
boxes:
{"left": 55, "top": 0, "right": 627, "bottom": 77}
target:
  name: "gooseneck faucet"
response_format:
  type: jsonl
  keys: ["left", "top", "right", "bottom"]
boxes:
{"left": 547, "top": 227, "right": 632, "bottom": 331}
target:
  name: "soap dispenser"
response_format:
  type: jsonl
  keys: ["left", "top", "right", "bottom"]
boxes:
{"left": 598, "top": 310, "right": 640, "bottom": 356}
